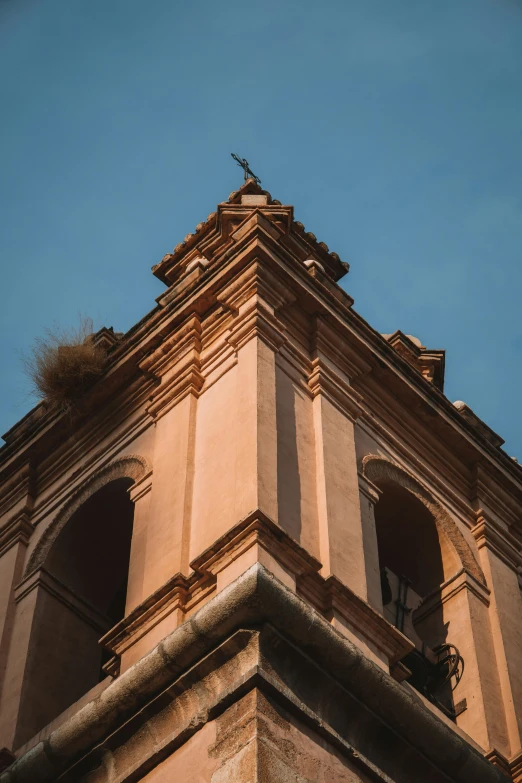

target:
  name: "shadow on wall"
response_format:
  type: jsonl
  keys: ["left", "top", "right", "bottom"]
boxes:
{"left": 276, "top": 368, "right": 302, "bottom": 543}
{"left": 15, "top": 478, "right": 134, "bottom": 747}
{"left": 374, "top": 482, "right": 457, "bottom": 715}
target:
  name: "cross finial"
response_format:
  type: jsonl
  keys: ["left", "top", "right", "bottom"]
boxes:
{"left": 231, "top": 153, "right": 261, "bottom": 185}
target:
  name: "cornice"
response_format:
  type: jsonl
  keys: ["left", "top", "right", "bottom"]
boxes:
{"left": 0, "top": 461, "right": 35, "bottom": 524}
{"left": 471, "top": 512, "right": 522, "bottom": 572}
{"left": 484, "top": 748, "right": 512, "bottom": 779}
{"left": 298, "top": 570, "right": 413, "bottom": 665}
{"left": 191, "top": 510, "right": 322, "bottom": 580}
{"left": 308, "top": 358, "right": 364, "bottom": 421}
{"left": 414, "top": 569, "right": 491, "bottom": 625}
{"left": 3, "top": 186, "right": 522, "bottom": 518}
{"left": 101, "top": 510, "right": 412, "bottom": 680}
{"left": 471, "top": 464, "right": 522, "bottom": 530}
{"left": 0, "top": 514, "right": 33, "bottom": 559}
{"left": 3, "top": 564, "right": 506, "bottom": 783}
{"left": 153, "top": 180, "right": 348, "bottom": 286}
{"left": 510, "top": 749, "right": 522, "bottom": 783}
{"left": 312, "top": 315, "right": 372, "bottom": 382}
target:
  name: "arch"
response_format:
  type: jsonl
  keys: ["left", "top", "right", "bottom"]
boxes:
{"left": 26, "top": 454, "right": 151, "bottom": 576}
{"left": 361, "top": 454, "right": 484, "bottom": 585}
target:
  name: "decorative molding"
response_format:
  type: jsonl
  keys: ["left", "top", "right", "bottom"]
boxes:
{"left": 220, "top": 263, "right": 296, "bottom": 356}
{"left": 308, "top": 358, "right": 364, "bottom": 421}
{"left": 298, "top": 571, "right": 414, "bottom": 665}
{"left": 414, "top": 569, "right": 491, "bottom": 625}
{"left": 140, "top": 314, "right": 205, "bottom": 420}
{"left": 357, "top": 472, "right": 382, "bottom": 505}
{"left": 383, "top": 331, "right": 445, "bottom": 392}
{"left": 15, "top": 568, "right": 110, "bottom": 634}
{"left": 312, "top": 315, "right": 372, "bottom": 382}
{"left": 361, "top": 454, "right": 485, "bottom": 585}
{"left": 227, "top": 297, "right": 287, "bottom": 354}
{"left": 1, "top": 564, "right": 506, "bottom": 783}
{"left": 472, "top": 512, "right": 522, "bottom": 572}
{"left": 191, "top": 509, "right": 322, "bottom": 580}
{"left": 0, "top": 514, "right": 33, "bottom": 559}
{"left": 484, "top": 748, "right": 512, "bottom": 779}
{"left": 0, "top": 462, "right": 35, "bottom": 522}
{"left": 25, "top": 455, "right": 151, "bottom": 576}
{"left": 101, "top": 572, "right": 213, "bottom": 658}
{"left": 102, "top": 510, "right": 411, "bottom": 673}
{"left": 510, "top": 749, "right": 522, "bottom": 783}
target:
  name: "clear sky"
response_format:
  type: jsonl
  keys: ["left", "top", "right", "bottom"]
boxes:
{"left": 1, "top": 0, "right": 522, "bottom": 458}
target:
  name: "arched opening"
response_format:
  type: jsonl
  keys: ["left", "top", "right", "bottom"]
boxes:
{"left": 375, "top": 481, "right": 462, "bottom": 717}
{"left": 16, "top": 478, "right": 134, "bottom": 746}
{"left": 375, "top": 482, "right": 445, "bottom": 603}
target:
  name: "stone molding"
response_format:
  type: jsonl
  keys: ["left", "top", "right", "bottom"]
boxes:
{"left": 0, "top": 515, "right": 33, "bottom": 560}
{"left": 191, "top": 510, "right": 322, "bottom": 580}
{"left": 0, "top": 462, "right": 35, "bottom": 532}
{"left": 298, "top": 570, "right": 413, "bottom": 665}
{"left": 25, "top": 455, "right": 151, "bottom": 576}
{"left": 357, "top": 471, "right": 382, "bottom": 505}
{"left": 14, "top": 568, "right": 110, "bottom": 634}
{"left": 312, "top": 315, "right": 372, "bottom": 383}
{"left": 361, "top": 454, "right": 485, "bottom": 585}
{"left": 222, "top": 263, "right": 295, "bottom": 354}
{"left": 308, "top": 358, "right": 364, "bottom": 421}
{"left": 414, "top": 569, "right": 491, "bottom": 625}
{"left": 510, "top": 749, "right": 522, "bottom": 783}
{"left": 383, "top": 330, "right": 446, "bottom": 391}
{"left": 484, "top": 748, "right": 513, "bottom": 779}
{"left": 101, "top": 511, "right": 412, "bottom": 673}
{"left": 1, "top": 564, "right": 507, "bottom": 783}
{"left": 152, "top": 179, "right": 348, "bottom": 286}
{"left": 101, "top": 510, "right": 320, "bottom": 659}
{"left": 472, "top": 513, "right": 522, "bottom": 572}
{"left": 140, "top": 314, "right": 204, "bottom": 420}
{"left": 100, "top": 571, "right": 213, "bottom": 659}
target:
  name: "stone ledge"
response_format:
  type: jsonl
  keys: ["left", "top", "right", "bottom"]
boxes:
{"left": 1, "top": 564, "right": 507, "bottom": 783}
{"left": 101, "top": 511, "right": 409, "bottom": 672}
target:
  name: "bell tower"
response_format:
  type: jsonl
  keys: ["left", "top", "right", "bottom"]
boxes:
{"left": 0, "top": 179, "right": 520, "bottom": 782}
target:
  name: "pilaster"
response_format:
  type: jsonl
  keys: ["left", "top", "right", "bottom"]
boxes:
{"left": 472, "top": 512, "right": 522, "bottom": 758}
{"left": 135, "top": 315, "right": 202, "bottom": 603}
{"left": 310, "top": 317, "right": 368, "bottom": 600}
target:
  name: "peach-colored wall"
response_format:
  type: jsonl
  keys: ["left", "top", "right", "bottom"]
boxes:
{"left": 190, "top": 365, "right": 238, "bottom": 562}
{"left": 140, "top": 395, "right": 196, "bottom": 597}
{"left": 0, "top": 586, "right": 38, "bottom": 749}
{"left": 479, "top": 547, "right": 522, "bottom": 756}
{"left": 0, "top": 544, "right": 26, "bottom": 682}
{"left": 275, "top": 363, "right": 319, "bottom": 557}
{"left": 139, "top": 721, "right": 218, "bottom": 783}
{"left": 313, "top": 394, "right": 366, "bottom": 599}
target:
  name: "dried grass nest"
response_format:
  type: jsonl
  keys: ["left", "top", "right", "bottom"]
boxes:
{"left": 23, "top": 317, "right": 107, "bottom": 412}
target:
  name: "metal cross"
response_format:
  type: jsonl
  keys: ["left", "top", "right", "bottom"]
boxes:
{"left": 231, "top": 153, "right": 261, "bottom": 185}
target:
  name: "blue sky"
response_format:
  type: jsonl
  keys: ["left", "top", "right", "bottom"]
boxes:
{"left": 1, "top": 0, "right": 522, "bottom": 458}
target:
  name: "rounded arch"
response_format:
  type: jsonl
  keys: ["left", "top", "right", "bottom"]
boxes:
{"left": 26, "top": 454, "right": 151, "bottom": 576}
{"left": 361, "top": 454, "right": 484, "bottom": 585}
